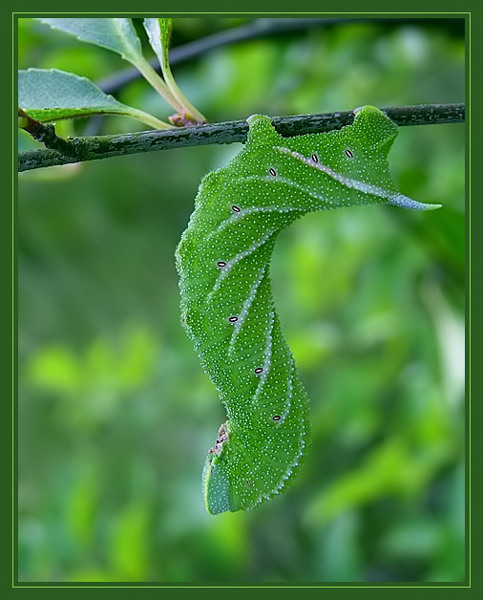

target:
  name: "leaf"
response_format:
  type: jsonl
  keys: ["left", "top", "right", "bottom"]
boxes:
{"left": 18, "top": 68, "right": 169, "bottom": 129}
{"left": 143, "top": 18, "right": 171, "bottom": 79}
{"left": 34, "top": 17, "right": 205, "bottom": 124}
{"left": 175, "top": 106, "right": 441, "bottom": 515}
{"left": 37, "top": 18, "right": 145, "bottom": 67}
{"left": 143, "top": 18, "right": 206, "bottom": 124}
{"left": 37, "top": 17, "right": 183, "bottom": 114}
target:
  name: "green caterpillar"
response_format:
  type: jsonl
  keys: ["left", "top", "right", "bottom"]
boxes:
{"left": 175, "top": 106, "right": 440, "bottom": 515}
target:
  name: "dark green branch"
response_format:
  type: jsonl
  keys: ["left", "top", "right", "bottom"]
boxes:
{"left": 18, "top": 108, "right": 78, "bottom": 158}
{"left": 18, "top": 103, "right": 465, "bottom": 173}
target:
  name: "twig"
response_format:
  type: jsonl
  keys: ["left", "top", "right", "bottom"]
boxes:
{"left": 18, "top": 103, "right": 465, "bottom": 173}
{"left": 18, "top": 108, "right": 78, "bottom": 158}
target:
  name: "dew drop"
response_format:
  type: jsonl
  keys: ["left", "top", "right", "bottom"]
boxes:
{"left": 229, "top": 316, "right": 238, "bottom": 323}
{"left": 273, "top": 415, "right": 281, "bottom": 421}
{"left": 217, "top": 261, "right": 227, "bottom": 268}
{"left": 269, "top": 168, "right": 277, "bottom": 177}
{"left": 232, "top": 205, "right": 241, "bottom": 212}
{"left": 254, "top": 367, "right": 264, "bottom": 374}
{"left": 311, "top": 154, "right": 318, "bottom": 163}
{"left": 345, "top": 149, "right": 354, "bottom": 158}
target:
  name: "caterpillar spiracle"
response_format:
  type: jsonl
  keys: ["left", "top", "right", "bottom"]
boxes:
{"left": 175, "top": 106, "right": 440, "bottom": 514}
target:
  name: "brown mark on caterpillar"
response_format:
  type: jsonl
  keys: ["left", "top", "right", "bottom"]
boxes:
{"left": 208, "top": 422, "right": 230, "bottom": 458}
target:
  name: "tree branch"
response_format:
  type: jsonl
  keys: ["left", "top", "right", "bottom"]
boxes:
{"left": 18, "top": 103, "right": 465, "bottom": 173}
{"left": 18, "top": 108, "right": 78, "bottom": 157}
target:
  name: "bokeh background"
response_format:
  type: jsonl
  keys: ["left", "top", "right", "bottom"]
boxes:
{"left": 17, "top": 17, "right": 465, "bottom": 583}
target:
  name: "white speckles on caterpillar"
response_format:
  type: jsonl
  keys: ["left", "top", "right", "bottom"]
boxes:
{"left": 175, "top": 105, "right": 441, "bottom": 514}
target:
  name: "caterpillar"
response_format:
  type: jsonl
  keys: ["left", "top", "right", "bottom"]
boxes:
{"left": 175, "top": 106, "right": 440, "bottom": 515}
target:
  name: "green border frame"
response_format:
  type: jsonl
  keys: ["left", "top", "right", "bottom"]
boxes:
{"left": 8, "top": 5, "right": 476, "bottom": 594}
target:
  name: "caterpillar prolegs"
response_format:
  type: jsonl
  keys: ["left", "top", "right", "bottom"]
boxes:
{"left": 175, "top": 106, "right": 440, "bottom": 514}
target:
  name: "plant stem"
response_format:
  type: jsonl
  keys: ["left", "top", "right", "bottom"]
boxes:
{"left": 18, "top": 103, "right": 465, "bottom": 173}
{"left": 127, "top": 107, "right": 174, "bottom": 130}
{"left": 159, "top": 53, "right": 206, "bottom": 124}
{"left": 136, "top": 56, "right": 186, "bottom": 115}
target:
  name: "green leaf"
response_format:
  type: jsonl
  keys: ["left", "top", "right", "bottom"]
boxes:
{"left": 37, "top": 18, "right": 145, "bottom": 67}
{"left": 143, "top": 18, "right": 171, "bottom": 79}
{"left": 175, "top": 106, "right": 441, "bottom": 515}
{"left": 37, "top": 17, "right": 183, "bottom": 114}
{"left": 18, "top": 68, "right": 169, "bottom": 129}
{"left": 143, "top": 18, "right": 206, "bottom": 124}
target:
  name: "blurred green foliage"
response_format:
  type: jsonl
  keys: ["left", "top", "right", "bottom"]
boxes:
{"left": 18, "top": 17, "right": 465, "bottom": 583}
